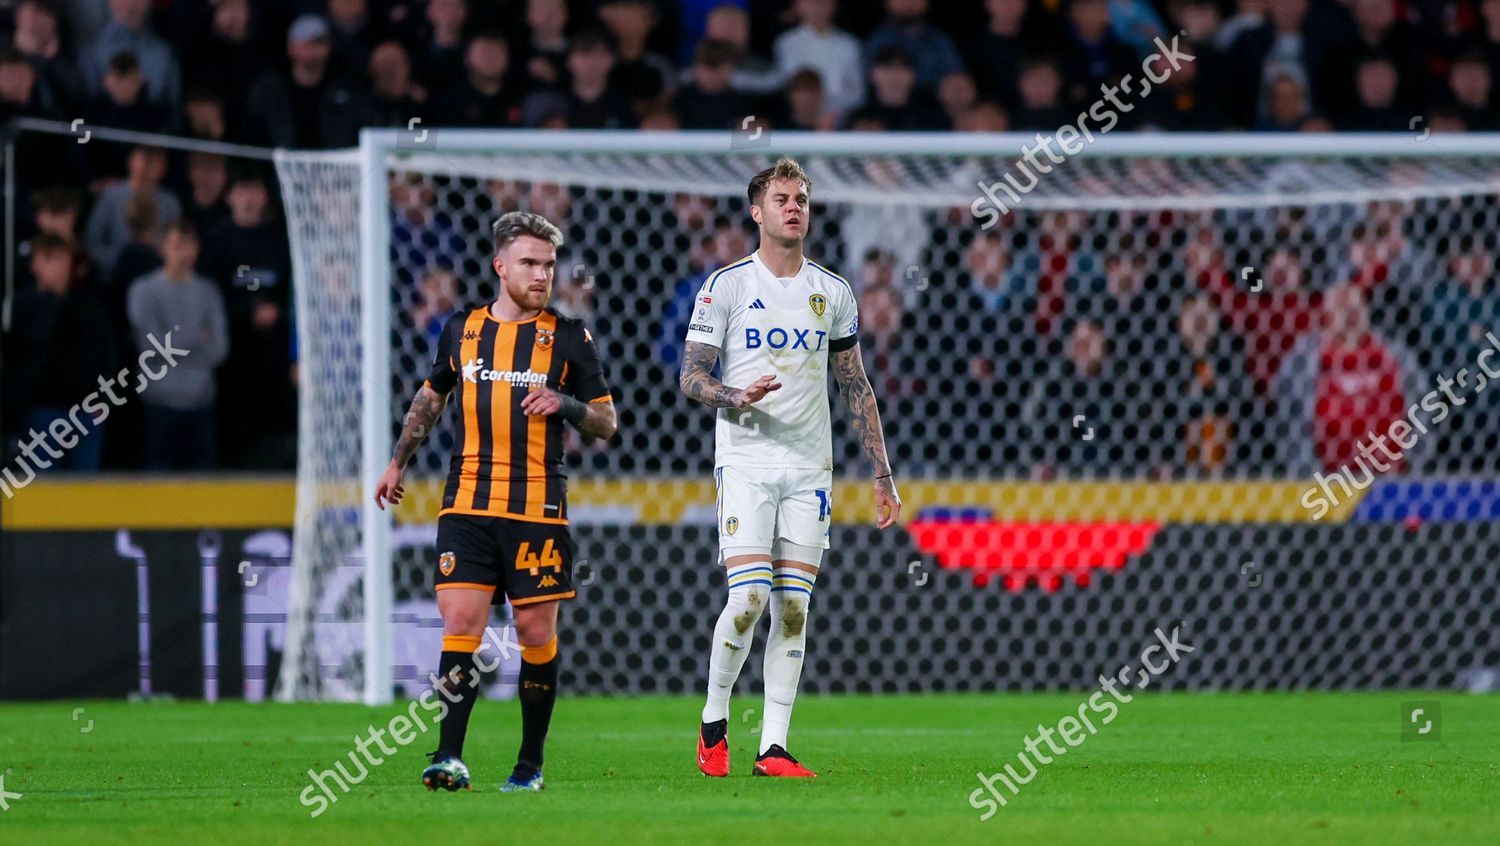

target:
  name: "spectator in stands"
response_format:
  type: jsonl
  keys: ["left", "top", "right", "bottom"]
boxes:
{"left": 1194, "top": 241, "right": 1319, "bottom": 396}
{"left": 127, "top": 219, "right": 228, "bottom": 470}
{"left": 327, "top": 0, "right": 382, "bottom": 78}
{"left": 1058, "top": 0, "right": 1138, "bottom": 108}
{"left": 80, "top": 0, "right": 180, "bottom": 108}
{"left": 411, "top": 266, "right": 460, "bottom": 354}
{"left": 411, "top": 0, "right": 468, "bottom": 93}
{"left": 1335, "top": 55, "right": 1407, "bottom": 130}
{"left": 936, "top": 71, "right": 978, "bottom": 129}
{"left": 390, "top": 173, "right": 466, "bottom": 295}
{"left": 86, "top": 49, "right": 169, "bottom": 134}
{"left": 0, "top": 45, "right": 48, "bottom": 126}
{"left": 1224, "top": 0, "right": 1345, "bottom": 128}
{"left": 179, "top": 0, "right": 263, "bottom": 125}
{"left": 674, "top": 0, "right": 748, "bottom": 65}
{"left": 780, "top": 68, "right": 835, "bottom": 131}
{"left": 704, "top": 4, "right": 780, "bottom": 96}
{"left": 857, "top": 254, "right": 914, "bottom": 399}
{"left": 1167, "top": 292, "right": 1252, "bottom": 477}
{"left": 1324, "top": 0, "right": 1425, "bottom": 118}
{"left": 246, "top": 14, "right": 369, "bottom": 148}
{"left": 21, "top": 186, "right": 92, "bottom": 292}
{"left": 639, "top": 104, "right": 681, "bottom": 128}
{"left": 6, "top": 233, "right": 117, "bottom": 471}
{"left": 1134, "top": 39, "right": 1229, "bottom": 131}
{"left": 1446, "top": 51, "right": 1497, "bottom": 130}
{"left": 182, "top": 152, "right": 230, "bottom": 234}
{"left": 599, "top": 0, "right": 675, "bottom": 115}
{"left": 1421, "top": 235, "right": 1500, "bottom": 472}
{"left": 521, "top": 0, "right": 570, "bottom": 90}
{"left": 557, "top": 29, "right": 636, "bottom": 128}
{"left": 1255, "top": 72, "right": 1312, "bottom": 131}
{"left": 107, "top": 191, "right": 163, "bottom": 332}
{"left": 1010, "top": 56, "right": 1069, "bottom": 129}
{"left": 675, "top": 39, "right": 751, "bottom": 129}
{"left": 429, "top": 30, "right": 518, "bottom": 127}
{"left": 83, "top": 144, "right": 180, "bottom": 280}
{"left": 775, "top": 0, "right": 865, "bottom": 120}
{"left": 365, "top": 40, "right": 427, "bottom": 128}
{"left": 1023, "top": 314, "right": 1143, "bottom": 478}
{"left": 1461, "top": 0, "right": 1500, "bottom": 78}
{"left": 12, "top": 0, "right": 85, "bottom": 115}
{"left": 181, "top": 86, "right": 236, "bottom": 143}
{"left": 201, "top": 168, "right": 294, "bottom": 468}
{"left": 964, "top": 0, "right": 1056, "bottom": 109}
{"left": 1108, "top": 0, "right": 1170, "bottom": 55}
{"left": 864, "top": 0, "right": 964, "bottom": 90}
{"left": 1276, "top": 282, "right": 1421, "bottom": 476}
{"left": 657, "top": 216, "right": 750, "bottom": 367}
{"left": 958, "top": 100, "right": 1009, "bottom": 131}
{"left": 846, "top": 45, "right": 946, "bottom": 130}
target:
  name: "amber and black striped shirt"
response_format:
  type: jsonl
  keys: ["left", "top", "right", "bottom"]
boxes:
{"left": 425, "top": 306, "right": 611, "bottom": 524}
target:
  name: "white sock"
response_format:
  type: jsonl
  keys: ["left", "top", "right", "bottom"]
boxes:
{"left": 701, "top": 560, "right": 771, "bottom": 723}
{"left": 760, "top": 567, "right": 814, "bottom": 753}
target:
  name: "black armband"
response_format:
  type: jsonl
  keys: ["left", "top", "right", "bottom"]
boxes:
{"left": 558, "top": 394, "right": 588, "bottom": 426}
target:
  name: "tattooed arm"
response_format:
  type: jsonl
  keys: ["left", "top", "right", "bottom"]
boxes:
{"left": 831, "top": 343, "right": 902, "bottom": 529}
{"left": 679, "top": 340, "right": 781, "bottom": 408}
{"left": 374, "top": 384, "right": 448, "bottom": 509}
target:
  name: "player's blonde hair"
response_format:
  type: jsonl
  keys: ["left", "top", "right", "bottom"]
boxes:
{"left": 748, "top": 157, "right": 812, "bottom": 207}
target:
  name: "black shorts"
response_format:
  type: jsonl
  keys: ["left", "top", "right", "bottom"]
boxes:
{"left": 434, "top": 514, "right": 576, "bottom": 606}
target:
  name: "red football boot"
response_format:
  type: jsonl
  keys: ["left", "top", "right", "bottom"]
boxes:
{"left": 753, "top": 745, "right": 817, "bottom": 778}
{"left": 697, "top": 720, "right": 729, "bottom": 777}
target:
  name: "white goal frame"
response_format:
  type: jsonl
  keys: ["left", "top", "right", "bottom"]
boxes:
{"left": 338, "top": 128, "right": 1500, "bottom": 705}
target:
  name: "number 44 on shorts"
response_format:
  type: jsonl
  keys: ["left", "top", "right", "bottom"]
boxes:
{"left": 515, "top": 539, "right": 563, "bottom": 576}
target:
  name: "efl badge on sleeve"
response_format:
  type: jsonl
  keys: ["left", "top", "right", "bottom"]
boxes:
{"left": 536, "top": 328, "right": 555, "bottom": 350}
{"left": 809, "top": 294, "right": 827, "bottom": 317}
{"left": 725, "top": 517, "right": 739, "bottom": 536}
{"left": 439, "top": 551, "right": 457, "bottom": 576}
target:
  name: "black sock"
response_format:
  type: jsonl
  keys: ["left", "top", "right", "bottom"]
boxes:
{"left": 436, "top": 650, "right": 479, "bottom": 758}
{"left": 701, "top": 719, "right": 727, "bottom": 746}
{"left": 516, "top": 652, "right": 559, "bottom": 770}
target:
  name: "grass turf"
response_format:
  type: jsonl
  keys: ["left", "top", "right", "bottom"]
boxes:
{"left": 0, "top": 692, "right": 1496, "bottom": 844}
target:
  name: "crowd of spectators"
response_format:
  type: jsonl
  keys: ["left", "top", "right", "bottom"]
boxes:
{"left": 2, "top": 0, "right": 1499, "bottom": 475}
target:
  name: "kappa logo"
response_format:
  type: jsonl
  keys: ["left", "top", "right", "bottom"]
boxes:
{"left": 536, "top": 328, "right": 555, "bottom": 350}
{"left": 725, "top": 516, "right": 739, "bottom": 535}
{"left": 439, "top": 551, "right": 457, "bottom": 576}
{"left": 539, "top": 575, "right": 559, "bottom": 587}
{"left": 463, "top": 330, "right": 480, "bottom": 341}
{"left": 809, "top": 294, "right": 827, "bottom": 317}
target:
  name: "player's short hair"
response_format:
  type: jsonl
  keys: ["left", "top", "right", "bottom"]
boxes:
{"left": 747, "top": 157, "right": 812, "bottom": 207}
{"left": 492, "top": 211, "right": 565, "bottom": 255}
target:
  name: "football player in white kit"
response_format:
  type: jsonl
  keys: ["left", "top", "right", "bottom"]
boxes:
{"left": 680, "top": 157, "right": 901, "bottom": 778}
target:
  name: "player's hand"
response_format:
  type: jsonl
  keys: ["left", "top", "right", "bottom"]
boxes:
{"left": 874, "top": 476, "right": 902, "bottom": 529}
{"left": 521, "top": 386, "right": 564, "bottom": 416}
{"left": 734, "top": 374, "right": 782, "bottom": 408}
{"left": 374, "top": 462, "right": 405, "bottom": 510}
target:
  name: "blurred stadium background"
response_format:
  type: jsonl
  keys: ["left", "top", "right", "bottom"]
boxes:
{"left": 2, "top": 0, "right": 1499, "bottom": 842}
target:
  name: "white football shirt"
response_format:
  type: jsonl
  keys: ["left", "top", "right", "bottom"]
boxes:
{"left": 684, "top": 251, "right": 859, "bottom": 471}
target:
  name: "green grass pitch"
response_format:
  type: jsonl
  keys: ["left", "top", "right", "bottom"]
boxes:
{"left": 1, "top": 692, "right": 1496, "bottom": 844}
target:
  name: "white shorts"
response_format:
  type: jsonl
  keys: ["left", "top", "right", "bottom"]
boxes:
{"left": 714, "top": 465, "right": 833, "bottom": 551}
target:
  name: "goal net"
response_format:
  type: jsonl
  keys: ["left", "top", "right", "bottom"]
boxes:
{"left": 275, "top": 132, "right": 1500, "bottom": 703}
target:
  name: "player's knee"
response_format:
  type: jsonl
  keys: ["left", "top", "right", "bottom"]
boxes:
{"left": 777, "top": 596, "right": 808, "bottom": 638}
{"left": 729, "top": 584, "right": 769, "bottom": 633}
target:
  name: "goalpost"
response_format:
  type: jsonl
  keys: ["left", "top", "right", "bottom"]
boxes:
{"left": 274, "top": 130, "right": 1500, "bottom": 704}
